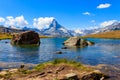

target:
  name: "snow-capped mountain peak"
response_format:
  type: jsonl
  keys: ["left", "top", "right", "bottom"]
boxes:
{"left": 37, "top": 19, "right": 73, "bottom": 37}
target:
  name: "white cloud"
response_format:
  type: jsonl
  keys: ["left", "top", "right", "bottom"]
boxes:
{"left": 97, "top": 3, "right": 111, "bottom": 9}
{"left": 15, "top": 16, "right": 28, "bottom": 26}
{"left": 82, "top": 12, "right": 91, "bottom": 15}
{"left": 5, "top": 16, "right": 15, "bottom": 26}
{"left": 0, "top": 17, "right": 5, "bottom": 22}
{"left": 5, "top": 15, "right": 28, "bottom": 27}
{"left": 100, "top": 20, "right": 119, "bottom": 27}
{"left": 33, "top": 17, "right": 54, "bottom": 30}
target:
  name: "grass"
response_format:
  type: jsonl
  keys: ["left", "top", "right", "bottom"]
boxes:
{"left": 39, "top": 35, "right": 53, "bottom": 38}
{"left": 83, "top": 30, "right": 120, "bottom": 39}
{"left": 0, "top": 33, "right": 12, "bottom": 40}
{"left": 34, "top": 58, "right": 89, "bottom": 71}
{"left": 0, "top": 33, "right": 53, "bottom": 40}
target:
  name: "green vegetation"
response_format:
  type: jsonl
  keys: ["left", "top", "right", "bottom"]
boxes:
{"left": 34, "top": 58, "right": 89, "bottom": 71}
{"left": 83, "top": 30, "right": 120, "bottom": 39}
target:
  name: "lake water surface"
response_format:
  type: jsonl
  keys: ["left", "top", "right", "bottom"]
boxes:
{"left": 0, "top": 38, "right": 120, "bottom": 68}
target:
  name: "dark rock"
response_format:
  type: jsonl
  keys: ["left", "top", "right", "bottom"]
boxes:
{"left": 55, "top": 51, "right": 63, "bottom": 54}
{"left": 5, "top": 41, "right": 8, "bottom": 43}
{"left": 63, "top": 37, "right": 94, "bottom": 47}
{"left": 20, "top": 65, "right": 25, "bottom": 69}
{"left": 62, "top": 47, "right": 67, "bottom": 49}
{"left": 11, "top": 31, "right": 40, "bottom": 45}
{"left": 81, "top": 72, "right": 110, "bottom": 80}
{"left": 37, "top": 72, "right": 45, "bottom": 76}
{"left": 47, "top": 70, "right": 52, "bottom": 73}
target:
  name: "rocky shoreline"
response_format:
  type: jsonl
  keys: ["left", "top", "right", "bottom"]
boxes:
{"left": 0, "top": 60, "right": 119, "bottom": 80}
{"left": 0, "top": 62, "right": 36, "bottom": 70}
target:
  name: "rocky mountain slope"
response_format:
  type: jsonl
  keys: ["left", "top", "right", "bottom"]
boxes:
{"left": 40, "top": 19, "right": 73, "bottom": 37}
{"left": 0, "top": 25, "right": 25, "bottom": 33}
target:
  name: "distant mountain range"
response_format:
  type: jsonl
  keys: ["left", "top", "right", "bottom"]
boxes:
{"left": 0, "top": 19, "right": 120, "bottom": 37}
{"left": 93, "top": 22, "right": 120, "bottom": 34}
{"left": 0, "top": 25, "right": 25, "bottom": 33}
{"left": 75, "top": 21, "right": 120, "bottom": 35}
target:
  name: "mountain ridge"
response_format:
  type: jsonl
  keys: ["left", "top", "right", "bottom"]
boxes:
{"left": 1, "top": 19, "right": 120, "bottom": 37}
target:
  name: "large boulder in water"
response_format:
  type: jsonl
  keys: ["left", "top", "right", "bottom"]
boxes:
{"left": 11, "top": 31, "right": 40, "bottom": 45}
{"left": 63, "top": 37, "right": 94, "bottom": 47}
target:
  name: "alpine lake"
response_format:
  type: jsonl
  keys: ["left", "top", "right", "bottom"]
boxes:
{"left": 0, "top": 38, "right": 120, "bottom": 69}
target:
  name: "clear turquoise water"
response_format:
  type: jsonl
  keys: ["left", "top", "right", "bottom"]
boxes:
{"left": 0, "top": 38, "right": 120, "bottom": 66}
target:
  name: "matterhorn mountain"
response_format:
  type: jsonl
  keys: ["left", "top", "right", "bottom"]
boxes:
{"left": 20, "top": 19, "right": 74, "bottom": 37}
{"left": 38, "top": 19, "right": 73, "bottom": 37}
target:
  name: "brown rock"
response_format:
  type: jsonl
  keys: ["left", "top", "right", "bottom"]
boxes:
{"left": 11, "top": 31, "right": 40, "bottom": 45}
{"left": 87, "top": 41, "right": 95, "bottom": 45}
{"left": 64, "top": 73, "right": 78, "bottom": 80}
{"left": 63, "top": 37, "right": 94, "bottom": 47}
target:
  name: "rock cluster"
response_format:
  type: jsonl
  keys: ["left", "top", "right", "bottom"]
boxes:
{"left": 11, "top": 31, "right": 40, "bottom": 45}
{"left": 0, "top": 64, "right": 110, "bottom": 80}
{"left": 63, "top": 37, "right": 94, "bottom": 47}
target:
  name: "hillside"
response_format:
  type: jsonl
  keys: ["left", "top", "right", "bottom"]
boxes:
{"left": 84, "top": 30, "right": 120, "bottom": 39}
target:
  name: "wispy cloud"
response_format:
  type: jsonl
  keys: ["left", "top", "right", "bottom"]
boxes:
{"left": 97, "top": 3, "right": 111, "bottom": 9}
{"left": 33, "top": 17, "right": 54, "bottom": 30}
{"left": 82, "top": 12, "right": 91, "bottom": 15}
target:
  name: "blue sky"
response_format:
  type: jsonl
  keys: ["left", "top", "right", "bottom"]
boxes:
{"left": 0, "top": 0, "right": 120, "bottom": 30}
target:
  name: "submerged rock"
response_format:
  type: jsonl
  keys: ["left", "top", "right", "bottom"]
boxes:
{"left": 61, "top": 47, "right": 68, "bottom": 49}
{"left": 63, "top": 37, "right": 94, "bottom": 47}
{"left": 5, "top": 41, "right": 8, "bottom": 43}
{"left": 11, "top": 31, "right": 40, "bottom": 45}
{"left": 55, "top": 51, "right": 63, "bottom": 54}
